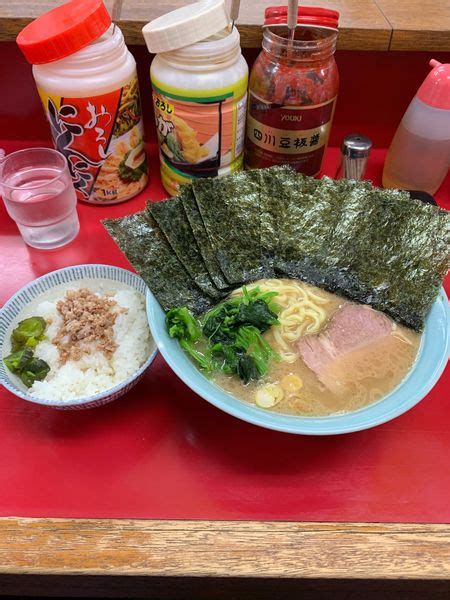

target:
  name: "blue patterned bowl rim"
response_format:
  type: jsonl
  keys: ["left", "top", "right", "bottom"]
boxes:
{"left": 146, "top": 288, "right": 450, "bottom": 435}
{"left": 0, "top": 264, "right": 157, "bottom": 407}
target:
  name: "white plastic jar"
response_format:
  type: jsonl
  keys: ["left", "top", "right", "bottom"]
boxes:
{"left": 17, "top": 0, "right": 148, "bottom": 205}
{"left": 143, "top": 0, "right": 248, "bottom": 196}
{"left": 33, "top": 26, "right": 137, "bottom": 99}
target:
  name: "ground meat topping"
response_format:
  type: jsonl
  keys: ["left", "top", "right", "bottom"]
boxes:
{"left": 53, "top": 288, "right": 127, "bottom": 364}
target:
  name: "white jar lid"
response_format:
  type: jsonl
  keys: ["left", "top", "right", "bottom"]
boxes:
{"left": 142, "top": 0, "right": 230, "bottom": 54}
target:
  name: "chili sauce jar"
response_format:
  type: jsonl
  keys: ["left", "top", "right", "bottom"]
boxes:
{"left": 142, "top": 0, "right": 248, "bottom": 196}
{"left": 245, "top": 6, "right": 339, "bottom": 176}
{"left": 17, "top": 0, "right": 148, "bottom": 205}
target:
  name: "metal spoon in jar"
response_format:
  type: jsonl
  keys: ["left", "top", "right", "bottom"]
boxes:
{"left": 111, "top": 0, "right": 123, "bottom": 33}
{"left": 287, "top": 0, "right": 299, "bottom": 45}
{"left": 230, "top": 0, "right": 241, "bottom": 30}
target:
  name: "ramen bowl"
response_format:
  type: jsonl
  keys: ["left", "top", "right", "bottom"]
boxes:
{"left": 146, "top": 288, "right": 449, "bottom": 435}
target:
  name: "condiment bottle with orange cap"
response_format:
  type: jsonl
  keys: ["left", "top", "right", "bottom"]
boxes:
{"left": 383, "top": 60, "right": 450, "bottom": 195}
{"left": 16, "top": 0, "right": 148, "bottom": 205}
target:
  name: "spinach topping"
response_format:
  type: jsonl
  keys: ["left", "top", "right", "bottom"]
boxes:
{"left": 166, "top": 287, "right": 280, "bottom": 384}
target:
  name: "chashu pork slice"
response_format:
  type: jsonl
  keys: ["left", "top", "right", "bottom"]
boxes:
{"left": 298, "top": 304, "right": 393, "bottom": 389}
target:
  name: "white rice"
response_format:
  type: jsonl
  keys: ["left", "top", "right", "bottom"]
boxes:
{"left": 29, "top": 288, "right": 152, "bottom": 403}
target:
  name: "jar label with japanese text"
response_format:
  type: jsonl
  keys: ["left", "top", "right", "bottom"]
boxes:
{"left": 245, "top": 93, "right": 336, "bottom": 175}
{"left": 38, "top": 76, "right": 147, "bottom": 204}
{"left": 151, "top": 78, "right": 247, "bottom": 188}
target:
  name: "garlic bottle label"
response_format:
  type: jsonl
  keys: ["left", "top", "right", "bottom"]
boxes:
{"left": 38, "top": 75, "right": 147, "bottom": 204}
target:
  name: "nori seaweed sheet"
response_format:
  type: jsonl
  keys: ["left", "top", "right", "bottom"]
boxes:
{"left": 275, "top": 173, "right": 330, "bottom": 280}
{"left": 148, "top": 196, "right": 222, "bottom": 299}
{"left": 103, "top": 212, "right": 213, "bottom": 314}
{"left": 180, "top": 186, "right": 231, "bottom": 291}
{"left": 276, "top": 176, "right": 450, "bottom": 330}
{"left": 193, "top": 170, "right": 270, "bottom": 285}
{"left": 259, "top": 165, "right": 296, "bottom": 272}
{"left": 300, "top": 178, "right": 375, "bottom": 292}
{"left": 338, "top": 187, "right": 450, "bottom": 330}
{"left": 105, "top": 167, "right": 450, "bottom": 328}
{"left": 313, "top": 180, "right": 399, "bottom": 298}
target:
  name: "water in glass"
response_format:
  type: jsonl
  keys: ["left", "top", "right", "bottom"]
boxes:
{"left": 1, "top": 149, "right": 79, "bottom": 249}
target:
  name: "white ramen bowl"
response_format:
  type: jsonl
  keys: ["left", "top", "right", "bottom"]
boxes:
{"left": 0, "top": 265, "right": 157, "bottom": 410}
{"left": 146, "top": 288, "right": 449, "bottom": 435}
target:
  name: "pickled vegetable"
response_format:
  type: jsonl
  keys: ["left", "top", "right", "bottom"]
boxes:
{"left": 11, "top": 316, "right": 47, "bottom": 350}
{"left": 3, "top": 348, "right": 34, "bottom": 373}
{"left": 4, "top": 316, "right": 50, "bottom": 387}
{"left": 19, "top": 358, "right": 51, "bottom": 388}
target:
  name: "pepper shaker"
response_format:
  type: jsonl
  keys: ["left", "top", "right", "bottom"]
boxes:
{"left": 336, "top": 134, "right": 372, "bottom": 180}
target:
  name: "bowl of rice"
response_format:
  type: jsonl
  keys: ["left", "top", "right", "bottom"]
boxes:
{"left": 0, "top": 264, "right": 157, "bottom": 409}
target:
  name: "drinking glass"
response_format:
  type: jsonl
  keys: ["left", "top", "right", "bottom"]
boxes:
{"left": 0, "top": 148, "right": 79, "bottom": 249}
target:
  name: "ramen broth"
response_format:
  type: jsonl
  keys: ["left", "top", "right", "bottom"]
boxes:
{"left": 208, "top": 280, "right": 421, "bottom": 416}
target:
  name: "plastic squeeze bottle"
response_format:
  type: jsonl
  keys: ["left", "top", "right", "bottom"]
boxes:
{"left": 382, "top": 60, "right": 450, "bottom": 195}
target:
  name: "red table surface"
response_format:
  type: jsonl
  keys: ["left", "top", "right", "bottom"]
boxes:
{"left": 0, "top": 141, "right": 449, "bottom": 522}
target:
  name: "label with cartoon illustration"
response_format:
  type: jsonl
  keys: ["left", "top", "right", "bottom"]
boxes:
{"left": 151, "top": 78, "right": 247, "bottom": 188}
{"left": 38, "top": 75, "right": 147, "bottom": 204}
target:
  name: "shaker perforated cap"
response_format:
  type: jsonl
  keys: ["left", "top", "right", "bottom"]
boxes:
{"left": 142, "top": 0, "right": 229, "bottom": 54}
{"left": 341, "top": 134, "right": 372, "bottom": 158}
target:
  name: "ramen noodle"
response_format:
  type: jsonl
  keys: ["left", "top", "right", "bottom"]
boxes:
{"left": 232, "top": 279, "right": 329, "bottom": 363}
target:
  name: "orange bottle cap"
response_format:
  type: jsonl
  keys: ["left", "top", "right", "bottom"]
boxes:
{"left": 17, "top": 0, "right": 111, "bottom": 65}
